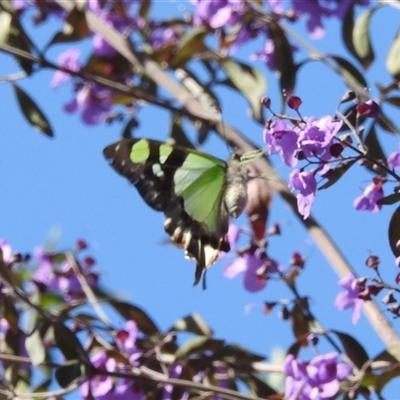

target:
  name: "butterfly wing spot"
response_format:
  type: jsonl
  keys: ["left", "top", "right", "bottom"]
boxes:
{"left": 152, "top": 163, "right": 165, "bottom": 178}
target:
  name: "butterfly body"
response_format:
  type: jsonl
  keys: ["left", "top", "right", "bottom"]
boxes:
{"left": 104, "top": 138, "right": 248, "bottom": 285}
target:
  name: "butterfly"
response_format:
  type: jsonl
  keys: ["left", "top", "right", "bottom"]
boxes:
{"left": 103, "top": 138, "right": 248, "bottom": 286}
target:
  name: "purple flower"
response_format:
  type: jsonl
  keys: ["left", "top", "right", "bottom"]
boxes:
{"left": 334, "top": 273, "right": 364, "bottom": 324}
{"left": 284, "top": 352, "right": 352, "bottom": 400}
{"left": 161, "top": 364, "right": 189, "bottom": 400}
{"left": 251, "top": 39, "right": 298, "bottom": 70}
{"left": 356, "top": 99, "right": 380, "bottom": 119}
{"left": 33, "top": 247, "right": 98, "bottom": 301}
{"left": 229, "top": 19, "right": 264, "bottom": 54}
{"left": 250, "top": 39, "right": 276, "bottom": 70}
{"left": 87, "top": 1, "right": 142, "bottom": 57}
{"left": 149, "top": 25, "right": 179, "bottom": 50}
{"left": 80, "top": 351, "right": 114, "bottom": 399}
{"left": 82, "top": 321, "right": 144, "bottom": 399}
{"left": 32, "top": 247, "right": 59, "bottom": 292}
{"left": 289, "top": 169, "right": 317, "bottom": 219}
{"left": 290, "top": 1, "right": 331, "bottom": 39}
{"left": 264, "top": 119, "right": 298, "bottom": 167}
{"left": 12, "top": 0, "right": 28, "bottom": 10}
{"left": 387, "top": 145, "right": 400, "bottom": 170}
{"left": 50, "top": 49, "right": 81, "bottom": 88}
{"left": 265, "top": 0, "right": 284, "bottom": 14}
{"left": 192, "top": 0, "right": 247, "bottom": 29}
{"left": 224, "top": 249, "right": 280, "bottom": 292}
{"left": 116, "top": 320, "right": 142, "bottom": 366}
{"left": 64, "top": 83, "right": 112, "bottom": 125}
{"left": 353, "top": 178, "right": 384, "bottom": 213}
{"left": 57, "top": 259, "right": 99, "bottom": 301}
{"left": 297, "top": 116, "right": 342, "bottom": 170}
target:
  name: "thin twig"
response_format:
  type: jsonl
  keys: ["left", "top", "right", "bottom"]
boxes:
{"left": 67, "top": 253, "right": 112, "bottom": 328}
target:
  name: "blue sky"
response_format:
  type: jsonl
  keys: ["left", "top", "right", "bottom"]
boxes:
{"left": 1, "top": 1, "right": 400, "bottom": 397}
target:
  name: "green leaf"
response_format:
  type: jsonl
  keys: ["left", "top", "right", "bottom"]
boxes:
{"left": 387, "top": 29, "right": 400, "bottom": 79}
{"left": 25, "top": 329, "right": 46, "bottom": 366}
{"left": 53, "top": 322, "right": 88, "bottom": 363}
{"left": 377, "top": 112, "right": 400, "bottom": 135}
{"left": 55, "top": 361, "right": 83, "bottom": 388}
{"left": 138, "top": 0, "right": 151, "bottom": 18}
{"left": 319, "top": 159, "right": 357, "bottom": 190}
{"left": 330, "top": 55, "right": 367, "bottom": 90}
{"left": 3, "top": 296, "right": 19, "bottom": 332}
{"left": 108, "top": 299, "right": 159, "bottom": 335}
{"left": 364, "top": 124, "right": 386, "bottom": 172}
{"left": 170, "top": 26, "right": 209, "bottom": 68}
{"left": 37, "top": 292, "right": 64, "bottom": 309}
{"left": 386, "top": 96, "right": 400, "bottom": 108}
{"left": 268, "top": 21, "right": 296, "bottom": 94}
{"left": 12, "top": 84, "right": 53, "bottom": 137}
{"left": 388, "top": 205, "right": 400, "bottom": 257}
{"left": 169, "top": 313, "right": 212, "bottom": 336}
{"left": 290, "top": 303, "right": 312, "bottom": 346}
{"left": 341, "top": 3, "right": 356, "bottom": 57}
{"left": 221, "top": 59, "right": 266, "bottom": 123}
{"left": 331, "top": 330, "right": 370, "bottom": 370}
{"left": 175, "top": 336, "right": 224, "bottom": 360}
{"left": 375, "top": 344, "right": 400, "bottom": 363}
{"left": 6, "top": 14, "right": 35, "bottom": 74}
{"left": 214, "top": 344, "right": 265, "bottom": 363}
{"left": 352, "top": 8, "right": 375, "bottom": 69}
{"left": 46, "top": 5, "right": 89, "bottom": 47}
{"left": 378, "top": 193, "right": 400, "bottom": 205}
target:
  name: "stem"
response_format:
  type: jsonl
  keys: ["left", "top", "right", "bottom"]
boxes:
{"left": 67, "top": 253, "right": 112, "bottom": 328}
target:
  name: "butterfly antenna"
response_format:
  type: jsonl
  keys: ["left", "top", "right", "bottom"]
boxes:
{"left": 240, "top": 147, "right": 268, "bottom": 164}
{"left": 215, "top": 106, "right": 231, "bottom": 155}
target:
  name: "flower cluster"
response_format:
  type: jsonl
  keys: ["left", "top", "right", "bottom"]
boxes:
{"left": 264, "top": 114, "right": 343, "bottom": 219}
{"left": 15, "top": 0, "right": 372, "bottom": 126}
{"left": 262, "top": 95, "right": 389, "bottom": 218}
{"left": 283, "top": 352, "right": 352, "bottom": 400}
{"left": 32, "top": 239, "right": 99, "bottom": 302}
{"left": 81, "top": 320, "right": 145, "bottom": 399}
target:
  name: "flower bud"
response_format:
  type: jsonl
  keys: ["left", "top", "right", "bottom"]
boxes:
{"left": 365, "top": 255, "right": 380, "bottom": 269}
{"left": 261, "top": 96, "right": 271, "bottom": 108}
{"left": 356, "top": 100, "right": 380, "bottom": 119}
{"left": 287, "top": 95, "right": 302, "bottom": 111}
{"left": 329, "top": 143, "right": 344, "bottom": 158}
{"left": 76, "top": 239, "right": 87, "bottom": 251}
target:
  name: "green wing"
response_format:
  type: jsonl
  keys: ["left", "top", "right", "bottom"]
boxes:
{"left": 103, "top": 138, "right": 232, "bottom": 285}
